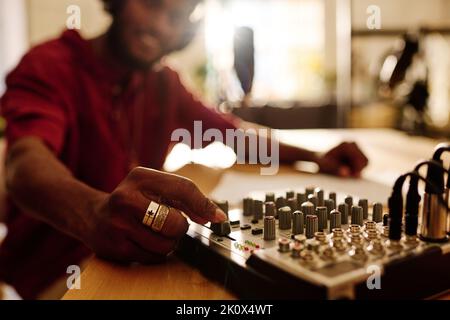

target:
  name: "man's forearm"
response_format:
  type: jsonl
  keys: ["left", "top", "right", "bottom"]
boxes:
{"left": 5, "top": 137, "right": 106, "bottom": 241}
{"left": 278, "top": 142, "right": 319, "bottom": 164}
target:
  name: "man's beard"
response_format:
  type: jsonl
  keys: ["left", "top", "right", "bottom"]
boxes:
{"left": 106, "top": 20, "right": 163, "bottom": 71}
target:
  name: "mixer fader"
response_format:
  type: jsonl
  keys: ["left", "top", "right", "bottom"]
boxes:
{"left": 177, "top": 144, "right": 450, "bottom": 299}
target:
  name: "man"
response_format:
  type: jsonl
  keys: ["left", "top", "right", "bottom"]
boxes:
{"left": 0, "top": 0, "right": 368, "bottom": 299}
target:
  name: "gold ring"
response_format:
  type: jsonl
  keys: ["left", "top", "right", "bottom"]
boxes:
{"left": 142, "top": 201, "right": 160, "bottom": 227}
{"left": 151, "top": 204, "right": 170, "bottom": 232}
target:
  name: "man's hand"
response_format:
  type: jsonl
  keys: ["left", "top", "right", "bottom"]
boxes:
{"left": 82, "top": 167, "right": 227, "bottom": 264}
{"left": 316, "top": 142, "right": 368, "bottom": 178}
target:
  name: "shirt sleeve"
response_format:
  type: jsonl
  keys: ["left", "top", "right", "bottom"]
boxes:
{"left": 172, "top": 71, "right": 241, "bottom": 146}
{"left": 0, "top": 50, "right": 68, "bottom": 155}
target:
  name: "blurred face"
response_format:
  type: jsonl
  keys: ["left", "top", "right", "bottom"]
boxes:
{"left": 110, "top": 0, "right": 200, "bottom": 69}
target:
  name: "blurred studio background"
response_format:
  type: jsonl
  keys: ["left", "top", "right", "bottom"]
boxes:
{"left": 0, "top": 0, "right": 450, "bottom": 151}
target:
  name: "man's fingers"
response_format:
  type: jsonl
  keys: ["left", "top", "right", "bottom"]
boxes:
{"left": 130, "top": 167, "right": 227, "bottom": 223}
{"left": 129, "top": 224, "right": 178, "bottom": 256}
{"left": 343, "top": 142, "right": 369, "bottom": 174}
{"left": 128, "top": 190, "right": 191, "bottom": 239}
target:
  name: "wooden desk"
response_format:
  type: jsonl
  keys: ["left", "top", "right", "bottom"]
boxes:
{"left": 62, "top": 129, "right": 449, "bottom": 300}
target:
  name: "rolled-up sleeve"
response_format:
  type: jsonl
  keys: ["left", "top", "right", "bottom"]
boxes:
{"left": 1, "top": 52, "right": 67, "bottom": 154}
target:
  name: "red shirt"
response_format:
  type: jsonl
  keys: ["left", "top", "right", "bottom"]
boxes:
{"left": 0, "top": 30, "right": 237, "bottom": 299}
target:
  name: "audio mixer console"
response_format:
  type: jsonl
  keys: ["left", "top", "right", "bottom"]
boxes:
{"left": 177, "top": 145, "right": 450, "bottom": 299}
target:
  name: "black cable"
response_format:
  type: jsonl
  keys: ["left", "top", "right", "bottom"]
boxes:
{"left": 389, "top": 171, "right": 450, "bottom": 240}
{"left": 405, "top": 160, "right": 450, "bottom": 236}
{"left": 432, "top": 143, "right": 450, "bottom": 161}
{"left": 431, "top": 143, "right": 450, "bottom": 190}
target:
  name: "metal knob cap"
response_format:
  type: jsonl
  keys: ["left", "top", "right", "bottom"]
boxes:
{"left": 301, "top": 201, "right": 315, "bottom": 222}
{"left": 305, "top": 187, "right": 315, "bottom": 196}
{"left": 305, "top": 215, "right": 318, "bottom": 239}
{"left": 296, "top": 193, "right": 306, "bottom": 209}
{"left": 287, "top": 197, "right": 297, "bottom": 212}
{"left": 286, "top": 190, "right": 295, "bottom": 200}
{"left": 351, "top": 206, "right": 364, "bottom": 226}
{"left": 329, "top": 192, "right": 337, "bottom": 206}
{"left": 243, "top": 197, "right": 253, "bottom": 216}
{"left": 278, "top": 206, "right": 292, "bottom": 230}
{"left": 324, "top": 199, "right": 335, "bottom": 219}
{"left": 264, "top": 216, "right": 276, "bottom": 240}
{"left": 372, "top": 202, "right": 383, "bottom": 223}
{"left": 316, "top": 206, "right": 328, "bottom": 231}
{"left": 308, "top": 195, "right": 318, "bottom": 209}
{"left": 265, "top": 192, "right": 275, "bottom": 203}
{"left": 315, "top": 188, "right": 324, "bottom": 206}
{"left": 292, "top": 210, "right": 304, "bottom": 235}
{"left": 211, "top": 221, "right": 231, "bottom": 236}
{"left": 253, "top": 200, "right": 263, "bottom": 220}
{"left": 265, "top": 201, "right": 276, "bottom": 217}
{"left": 330, "top": 209, "right": 342, "bottom": 232}
{"left": 211, "top": 200, "right": 231, "bottom": 236}
{"left": 276, "top": 196, "right": 287, "bottom": 210}
{"left": 358, "top": 199, "right": 369, "bottom": 220}
{"left": 345, "top": 195, "right": 353, "bottom": 208}
{"left": 338, "top": 203, "right": 349, "bottom": 225}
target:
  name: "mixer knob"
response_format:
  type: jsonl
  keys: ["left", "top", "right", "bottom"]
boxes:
{"left": 329, "top": 192, "right": 337, "bottom": 206}
{"left": 243, "top": 197, "right": 253, "bottom": 216}
{"left": 338, "top": 203, "right": 349, "bottom": 225}
{"left": 264, "top": 216, "right": 276, "bottom": 240}
{"left": 301, "top": 201, "right": 315, "bottom": 222}
{"left": 287, "top": 197, "right": 297, "bottom": 212}
{"left": 286, "top": 190, "right": 295, "bottom": 200}
{"left": 351, "top": 206, "right": 364, "bottom": 226}
{"left": 324, "top": 199, "right": 335, "bottom": 219}
{"left": 314, "top": 188, "right": 325, "bottom": 206}
{"left": 265, "top": 192, "right": 275, "bottom": 203}
{"left": 372, "top": 202, "right": 383, "bottom": 223}
{"left": 307, "top": 194, "right": 318, "bottom": 209}
{"left": 305, "top": 187, "right": 315, "bottom": 196}
{"left": 305, "top": 215, "right": 319, "bottom": 239}
{"left": 211, "top": 221, "right": 231, "bottom": 237}
{"left": 329, "top": 210, "right": 342, "bottom": 232}
{"left": 265, "top": 201, "right": 276, "bottom": 217}
{"left": 278, "top": 238, "right": 291, "bottom": 252}
{"left": 292, "top": 210, "right": 304, "bottom": 235}
{"left": 296, "top": 193, "right": 306, "bottom": 209}
{"left": 358, "top": 199, "right": 369, "bottom": 220}
{"left": 278, "top": 206, "right": 292, "bottom": 230}
{"left": 253, "top": 200, "right": 263, "bottom": 220}
{"left": 211, "top": 200, "right": 231, "bottom": 236}
{"left": 316, "top": 206, "right": 328, "bottom": 231}
{"left": 345, "top": 195, "right": 353, "bottom": 208}
{"left": 275, "top": 196, "right": 287, "bottom": 210}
